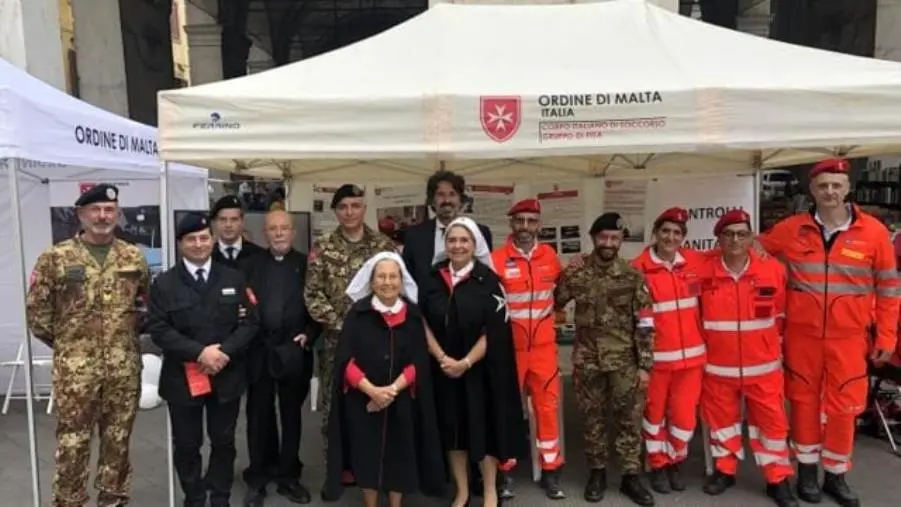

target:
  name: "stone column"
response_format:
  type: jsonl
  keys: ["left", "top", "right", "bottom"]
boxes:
{"left": 184, "top": 24, "right": 223, "bottom": 85}
{"left": 0, "top": 0, "right": 66, "bottom": 89}
{"left": 246, "top": 43, "right": 274, "bottom": 74}
{"left": 71, "top": 0, "right": 129, "bottom": 116}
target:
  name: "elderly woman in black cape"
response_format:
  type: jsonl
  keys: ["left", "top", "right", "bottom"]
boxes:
{"left": 323, "top": 251, "right": 446, "bottom": 506}
{"left": 421, "top": 216, "right": 526, "bottom": 507}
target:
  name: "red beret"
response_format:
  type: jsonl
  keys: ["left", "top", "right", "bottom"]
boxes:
{"left": 809, "top": 158, "right": 850, "bottom": 179}
{"left": 508, "top": 198, "right": 541, "bottom": 216}
{"left": 656, "top": 207, "right": 689, "bottom": 225}
{"left": 714, "top": 209, "right": 752, "bottom": 236}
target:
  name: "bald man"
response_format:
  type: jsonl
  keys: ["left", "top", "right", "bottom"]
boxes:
{"left": 239, "top": 211, "right": 322, "bottom": 506}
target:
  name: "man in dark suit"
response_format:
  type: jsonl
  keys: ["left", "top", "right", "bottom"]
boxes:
{"left": 402, "top": 170, "right": 493, "bottom": 286}
{"left": 210, "top": 195, "right": 265, "bottom": 267}
{"left": 147, "top": 213, "right": 259, "bottom": 507}
{"left": 240, "top": 210, "right": 322, "bottom": 507}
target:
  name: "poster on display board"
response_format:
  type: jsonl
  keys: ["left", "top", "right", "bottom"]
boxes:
{"left": 172, "top": 210, "right": 312, "bottom": 262}
{"left": 373, "top": 185, "right": 429, "bottom": 243}
{"left": 644, "top": 175, "right": 756, "bottom": 251}
{"left": 464, "top": 184, "right": 515, "bottom": 248}
{"left": 311, "top": 184, "right": 365, "bottom": 238}
{"left": 49, "top": 180, "right": 164, "bottom": 278}
{"left": 531, "top": 181, "right": 585, "bottom": 261}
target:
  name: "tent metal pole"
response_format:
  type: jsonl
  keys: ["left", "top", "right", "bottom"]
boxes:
{"left": 159, "top": 160, "right": 177, "bottom": 507}
{"left": 8, "top": 157, "right": 43, "bottom": 507}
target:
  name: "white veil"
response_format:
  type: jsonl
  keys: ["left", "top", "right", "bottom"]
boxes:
{"left": 345, "top": 251, "right": 419, "bottom": 304}
{"left": 435, "top": 216, "right": 495, "bottom": 272}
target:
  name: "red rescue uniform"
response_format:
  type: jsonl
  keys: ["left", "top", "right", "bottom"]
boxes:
{"left": 631, "top": 247, "right": 706, "bottom": 469}
{"left": 759, "top": 205, "right": 900, "bottom": 474}
{"left": 697, "top": 251, "right": 793, "bottom": 484}
{"left": 491, "top": 239, "right": 563, "bottom": 470}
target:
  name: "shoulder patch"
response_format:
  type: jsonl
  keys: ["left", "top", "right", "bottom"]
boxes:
{"left": 308, "top": 247, "right": 321, "bottom": 263}
{"left": 29, "top": 270, "right": 37, "bottom": 287}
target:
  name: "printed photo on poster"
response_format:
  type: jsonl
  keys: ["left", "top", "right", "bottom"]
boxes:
{"left": 51, "top": 206, "right": 163, "bottom": 277}
{"left": 373, "top": 185, "right": 429, "bottom": 244}
{"left": 464, "top": 184, "right": 515, "bottom": 248}
{"left": 532, "top": 181, "right": 585, "bottom": 261}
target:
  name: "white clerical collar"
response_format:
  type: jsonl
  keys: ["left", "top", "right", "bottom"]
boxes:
{"left": 649, "top": 247, "right": 685, "bottom": 270}
{"left": 372, "top": 296, "right": 404, "bottom": 313}
{"left": 183, "top": 257, "right": 212, "bottom": 276}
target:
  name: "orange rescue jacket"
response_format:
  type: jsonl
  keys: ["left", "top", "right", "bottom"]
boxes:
{"left": 696, "top": 251, "right": 787, "bottom": 380}
{"left": 759, "top": 206, "right": 900, "bottom": 352}
{"left": 631, "top": 247, "right": 707, "bottom": 370}
{"left": 491, "top": 239, "right": 562, "bottom": 351}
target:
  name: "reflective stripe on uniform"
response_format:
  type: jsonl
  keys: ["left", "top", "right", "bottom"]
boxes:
{"left": 703, "top": 317, "right": 776, "bottom": 332}
{"left": 654, "top": 344, "right": 706, "bottom": 362}
{"left": 652, "top": 296, "right": 698, "bottom": 313}
{"left": 705, "top": 359, "right": 781, "bottom": 378}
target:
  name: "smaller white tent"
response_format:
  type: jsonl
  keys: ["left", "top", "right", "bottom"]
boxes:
{"left": 158, "top": 0, "right": 901, "bottom": 181}
{"left": 0, "top": 55, "right": 209, "bottom": 426}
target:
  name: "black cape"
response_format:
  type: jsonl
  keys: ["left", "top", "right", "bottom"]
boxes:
{"left": 323, "top": 297, "right": 446, "bottom": 500}
{"left": 421, "top": 260, "right": 526, "bottom": 464}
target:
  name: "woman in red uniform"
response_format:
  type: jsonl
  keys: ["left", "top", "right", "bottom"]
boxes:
{"left": 630, "top": 207, "right": 707, "bottom": 493}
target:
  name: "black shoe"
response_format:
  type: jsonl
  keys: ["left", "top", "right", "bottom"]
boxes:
{"left": 822, "top": 473, "right": 860, "bottom": 507}
{"left": 583, "top": 468, "right": 607, "bottom": 503}
{"left": 703, "top": 471, "right": 736, "bottom": 496}
{"left": 620, "top": 474, "right": 655, "bottom": 506}
{"left": 540, "top": 469, "right": 566, "bottom": 500}
{"left": 667, "top": 463, "right": 686, "bottom": 492}
{"left": 498, "top": 472, "right": 514, "bottom": 499}
{"left": 243, "top": 487, "right": 266, "bottom": 507}
{"left": 795, "top": 463, "right": 822, "bottom": 503}
{"left": 649, "top": 467, "right": 670, "bottom": 494}
{"left": 767, "top": 480, "right": 800, "bottom": 507}
{"left": 277, "top": 482, "right": 311, "bottom": 504}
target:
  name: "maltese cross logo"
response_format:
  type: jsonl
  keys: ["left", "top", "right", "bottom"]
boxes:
{"left": 492, "top": 286, "right": 510, "bottom": 322}
{"left": 480, "top": 96, "right": 521, "bottom": 143}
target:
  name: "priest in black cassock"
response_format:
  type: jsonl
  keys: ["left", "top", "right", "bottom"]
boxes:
{"left": 210, "top": 195, "right": 265, "bottom": 268}
{"left": 239, "top": 210, "right": 321, "bottom": 506}
{"left": 322, "top": 251, "right": 446, "bottom": 507}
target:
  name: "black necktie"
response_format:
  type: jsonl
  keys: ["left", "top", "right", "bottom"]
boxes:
{"left": 226, "top": 246, "right": 236, "bottom": 261}
{"left": 195, "top": 268, "right": 206, "bottom": 285}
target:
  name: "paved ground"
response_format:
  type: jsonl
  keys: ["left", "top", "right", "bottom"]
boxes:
{"left": 1, "top": 375, "right": 900, "bottom": 506}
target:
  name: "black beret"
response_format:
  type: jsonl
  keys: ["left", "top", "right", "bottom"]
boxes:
{"left": 176, "top": 212, "right": 210, "bottom": 241}
{"left": 75, "top": 184, "right": 118, "bottom": 207}
{"left": 589, "top": 212, "right": 627, "bottom": 236}
{"left": 330, "top": 184, "right": 365, "bottom": 209}
{"left": 211, "top": 195, "right": 243, "bottom": 218}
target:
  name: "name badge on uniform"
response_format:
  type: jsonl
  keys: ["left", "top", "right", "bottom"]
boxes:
{"left": 221, "top": 287, "right": 236, "bottom": 296}
{"left": 65, "top": 265, "right": 86, "bottom": 282}
{"left": 840, "top": 248, "right": 865, "bottom": 261}
{"left": 505, "top": 268, "right": 521, "bottom": 278}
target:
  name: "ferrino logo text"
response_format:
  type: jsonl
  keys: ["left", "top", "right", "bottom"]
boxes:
{"left": 192, "top": 112, "right": 241, "bottom": 130}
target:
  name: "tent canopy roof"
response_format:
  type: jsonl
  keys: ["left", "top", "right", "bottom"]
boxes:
{"left": 0, "top": 58, "right": 205, "bottom": 178}
{"left": 158, "top": 0, "right": 901, "bottom": 181}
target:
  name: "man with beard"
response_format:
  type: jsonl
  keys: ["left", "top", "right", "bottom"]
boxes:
{"left": 27, "top": 184, "right": 150, "bottom": 507}
{"left": 303, "top": 184, "right": 396, "bottom": 497}
{"left": 490, "top": 198, "right": 565, "bottom": 500}
{"left": 554, "top": 212, "right": 655, "bottom": 506}
{"left": 402, "top": 170, "right": 493, "bottom": 286}
{"left": 240, "top": 210, "right": 321, "bottom": 506}
{"left": 210, "top": 195, "right": 265, "bottom": 268}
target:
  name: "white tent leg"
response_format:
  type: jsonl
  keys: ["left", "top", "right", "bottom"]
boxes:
{"left": 8, "top": 157, "right": 42, "bottom": 507}
{"left": 159, "top": 160, "right": 177, "bottom": 507}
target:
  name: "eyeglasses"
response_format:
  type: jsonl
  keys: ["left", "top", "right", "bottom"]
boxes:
{"left": 512, "top": 217, "right": 540, "bottom": 226}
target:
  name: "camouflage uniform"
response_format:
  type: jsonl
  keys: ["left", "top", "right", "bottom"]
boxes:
{"left": 303, "top": 225, "right": 395, "bottom": 455}
{"left": 554, "top": 254, "right": 655, "bottom": 474}
{"left": 26, "top": 235, "right": 149, "bottom": 507}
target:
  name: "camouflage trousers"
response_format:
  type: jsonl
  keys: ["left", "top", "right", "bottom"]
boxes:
{"left": 52, "top": 367, "right": 140, "bottom": 507}
{"left": 572, "top": 362, "right": 644, "bottom": 474}
{"left": 316, "top": 332, "right": 340, "bottom": 460}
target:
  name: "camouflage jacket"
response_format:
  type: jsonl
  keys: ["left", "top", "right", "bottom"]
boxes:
{"left": 26, "top": 235, "right": 149, "bottom": 371}
{"left": 304, "top": 225, "right": 396, "bottom": 333}
{"left": 555, "top": 254, "right": 655, "bottom": 372}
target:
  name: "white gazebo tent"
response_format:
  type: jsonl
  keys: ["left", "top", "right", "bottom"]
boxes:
{"left": 0, "top": 57, "right": 208, "bottom": 507}
{"left": 157, "top": 0, "right": 901, "bottom": 184}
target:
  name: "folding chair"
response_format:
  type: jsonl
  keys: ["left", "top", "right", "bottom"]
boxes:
{"left": 1, "top": 337, "right": 54, "bottom": 415}
{"left": 865, "top": 365, "right": 901, "bottom": 456}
